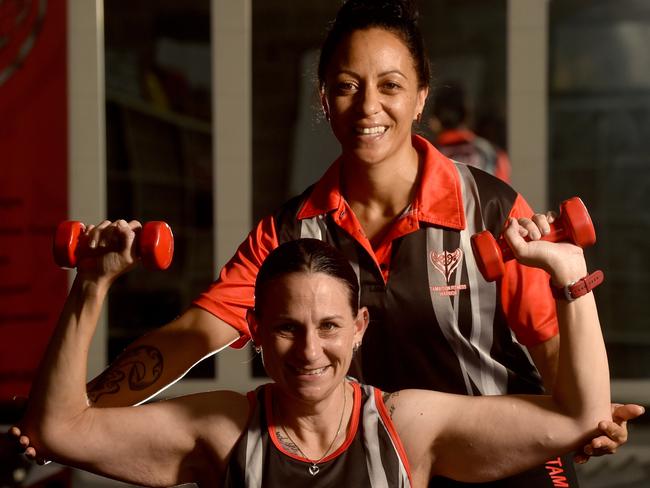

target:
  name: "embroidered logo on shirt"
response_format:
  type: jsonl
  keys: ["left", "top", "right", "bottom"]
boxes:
{"left": 430, "top": 249, "right": 462, "bottom": 281}
{"left": 429, "top": 249, "right": 467, "bottom": 296}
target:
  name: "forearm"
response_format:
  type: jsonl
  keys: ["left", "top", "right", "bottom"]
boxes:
{"left": 509, "top": 220, "right": 611, "bottom": 430}
{"left": 553, "top": 292, "right": 611, "bottom": 427}
{"left": 87, "top": 307, "right": 240, "bottom": 407}
{"left": 23, "top": 276, "right": 109, "bottom": 452}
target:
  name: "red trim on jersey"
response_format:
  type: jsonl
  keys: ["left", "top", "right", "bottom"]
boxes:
{"left": 266, "top": 382, "right": 361, "bottom": 464}
{"left": 374, "top": 388, "right": 414, "bottom": 486}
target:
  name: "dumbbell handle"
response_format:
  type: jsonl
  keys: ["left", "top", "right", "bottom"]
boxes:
{"left": 53, "top": 220, "right": 174, "bottom": 270}
{"left": 494, "top": 221, "right": 580, "bottom": 263}
{"left": 471, "top": 197, "right": 596, "bottom": 282}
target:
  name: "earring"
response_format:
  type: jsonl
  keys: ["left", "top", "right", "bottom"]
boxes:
{"left": 253, "top": 343, "right": 262, "bottom": 354}
{"left": 415, "top": 112, "right": 422, "bottom": 123}
{"left": 353, "top": 342, "right": 362, "bottom": 353}
{"left": 324, "top": 111, "right": 330, "bottom": 123}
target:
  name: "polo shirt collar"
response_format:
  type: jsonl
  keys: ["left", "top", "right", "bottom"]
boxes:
{"left": 297, "top": 134, "right": 466, "bottom": 231}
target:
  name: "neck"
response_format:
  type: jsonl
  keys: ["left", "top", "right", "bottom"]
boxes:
{"left": 341, "top": 144, "right": 420, "bottom": 215}
{"left": 273, "top": 381, "right": 350, "bottom": 460}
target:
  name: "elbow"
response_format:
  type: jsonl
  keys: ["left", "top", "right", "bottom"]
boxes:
{"left": 573, "top": 410, "right": 611, "bottom": 446}
{"left": 571, "top": 401, "right": 613, "bottom": 439}
{"left": 19, "top": 416, "right": 58, "bottom": 460}
{"left": 21, "top": 409, "right": 90, "bottom": 461}
{"left": 553, "top": 394, "right": 612, "bottom": 443}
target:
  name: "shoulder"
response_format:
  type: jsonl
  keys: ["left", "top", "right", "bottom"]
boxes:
{"left": 457, "top": 164, "right": 521, "bottom": 234}
{"left": 271, "top": 184, "right": 317, "bottom": 243}
{"left": 380, "top": 389, "right": 455, "bottom": 477}
{"left": 462, "top": 163, "right": 517, "bottom": 203}
{"left": 153, "top": 390, "right": 251, "bottom": 445}
{"left": 168, "top": 390, "right": 251, "bottom": 426}
{"left": 380, "top": 388, "right": 449, "bottom": 429}
{"left": 178, "top": 390, "right": 251, "bottom": 460}
{"left": 274, "top": 184, "right": 316, "bottom": 218}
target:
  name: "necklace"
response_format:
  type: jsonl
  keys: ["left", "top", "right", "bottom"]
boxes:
{"left": 276, "top": 382, "right": 347, "bottom": 476}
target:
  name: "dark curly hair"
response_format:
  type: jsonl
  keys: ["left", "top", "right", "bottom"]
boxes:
{"left": 317, "top": 0, "right": 430, "bottom": 91}
{"left": 254, "top": 239, "right": 360, "bottom": 317}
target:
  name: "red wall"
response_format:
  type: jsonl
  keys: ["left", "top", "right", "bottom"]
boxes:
{"left": 0, "top": 1, "right": 68, "bottom": 401}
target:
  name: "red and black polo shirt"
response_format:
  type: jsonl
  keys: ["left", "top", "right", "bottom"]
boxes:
{"left": 194, "top": 135, "right": 557, "bottom": 396}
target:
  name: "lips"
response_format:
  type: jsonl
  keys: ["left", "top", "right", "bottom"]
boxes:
{"left": 289, "top": 365, "right": 330, "bottom": 376}
{"left": 355, "top": 125, "right": 387, "bottom": 135}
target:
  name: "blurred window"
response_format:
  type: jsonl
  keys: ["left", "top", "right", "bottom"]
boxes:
{"left": 104, "top": 0, "right": 215, "bottom": 379}
{"left": 549, "top": 0, "right": 650, "bottom": 380}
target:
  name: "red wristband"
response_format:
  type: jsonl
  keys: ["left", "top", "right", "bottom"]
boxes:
{"left": 551, "top": 270, "right": 604, "bottom": 301}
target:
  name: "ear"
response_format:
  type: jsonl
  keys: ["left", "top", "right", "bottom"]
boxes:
{"left": 353, "top": 307, "right": 369, "bottom": 345}
{"left": 320, "top": 88, "right": 330, "bottom": 122}
{"left": 246, "top": 308, "right": 260, "bottom": 344}
{"left": 415, "top": 86, "right": 429, "bottom": 120}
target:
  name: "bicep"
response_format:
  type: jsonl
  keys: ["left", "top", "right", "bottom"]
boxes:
{"left": 392, "top": 390, "right": 587, "bottom": 484}
{"left": 44, "top": 392, "right": 245, "bottom": 487}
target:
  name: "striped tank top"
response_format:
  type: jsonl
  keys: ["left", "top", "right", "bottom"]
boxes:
{"left": 223, "top": 381, "right": 412, "bottom": 487}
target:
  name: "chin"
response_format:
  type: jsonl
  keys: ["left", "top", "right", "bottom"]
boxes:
{"left": 280, "top": 375, "right": 342, "bottom": 403}
{"left": 347, "top": 147, "right": 388, "bottom": 165}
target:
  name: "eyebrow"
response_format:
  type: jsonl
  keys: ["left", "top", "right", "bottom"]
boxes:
{"left": 270, "top": 314, "right": 346, "bottom": 324}
{"left": 320, "top": 314, "right": 345, "bottom": 322}
{"left": 334, "top": 69, "right": 407, "bottom": 79}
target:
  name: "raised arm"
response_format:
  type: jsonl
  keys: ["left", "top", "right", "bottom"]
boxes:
{"left": 390, "top": 216, "right": 613, "bottom": 484}
{"left": 87, "top": 213, "right": 280, "bottom": 408}
{"left": 12, "top": 216, "right": 277, "bottom": 460}
{"left": 86, "top": 307, "right": 239, "bottom": 407}
{"left": 19, "top": 221, "right": 248, "bottom": 486}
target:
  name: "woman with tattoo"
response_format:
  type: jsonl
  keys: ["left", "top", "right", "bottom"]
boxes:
{"left": 11, "top": 0, "right": 642, "bottom": 483}
{"left": 17, "top": 227, "right": 615, "bottom": 486}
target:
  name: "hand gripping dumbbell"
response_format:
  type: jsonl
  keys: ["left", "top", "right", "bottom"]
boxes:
{"left": 53, "top": 221, "right": 174, "bottom": 270}
{"left": 470, "top": 197, "right": 596, "bottom": 282}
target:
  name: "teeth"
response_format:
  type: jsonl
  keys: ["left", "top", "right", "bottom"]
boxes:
{"left": 295, "top": 366, "right": 328, "bottom": 375}
{"left": 357, "top": 126, "right": 386, "bottom": 135}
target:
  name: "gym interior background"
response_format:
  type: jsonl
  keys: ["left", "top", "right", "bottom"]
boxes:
{"left": 1, "top": 0, "right": 649, "bottom": 486}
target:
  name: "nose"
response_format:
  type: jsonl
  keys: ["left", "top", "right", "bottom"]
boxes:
{"left": 296, "top": 328, "right": 321, "bottom": 362}
{"left": 357, "top": 84, "right": 380, "bottom": 116}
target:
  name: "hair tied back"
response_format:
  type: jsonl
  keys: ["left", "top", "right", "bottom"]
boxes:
{"left": 340, "top": 0, "right": 419, "bottom": 25}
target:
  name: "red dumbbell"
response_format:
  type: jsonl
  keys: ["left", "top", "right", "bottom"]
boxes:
{"left": 471, "top": 197, "right": 596, "bottom": 282}
{"left": 53, "top": 220, "right": 174, "bottom": 270}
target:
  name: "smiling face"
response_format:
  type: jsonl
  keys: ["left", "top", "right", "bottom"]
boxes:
{"left": 322, "top": 27, "right": 428, "bottom": 166}
{"left": 251, "top": 271, "right": 368, "bottom": 405}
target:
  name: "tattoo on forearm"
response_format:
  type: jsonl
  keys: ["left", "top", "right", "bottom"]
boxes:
{"left": 382, "top": 391, "right": 399, "bottom": 418}
{"left": 87, "top": 346, "right": 164, "bottom": 403}
{"left": 275, "top": 430, "right": 302, "bottom": 455}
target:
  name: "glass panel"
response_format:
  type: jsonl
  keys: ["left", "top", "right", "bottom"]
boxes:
{"left": 420, "top": 0, "right": 508, "bottom": 151}
{"left": 549, "top": 0, "right": 650, "bottom": 379}
{"left": 105, "top": 0, "right": 215, "bottom": 378}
